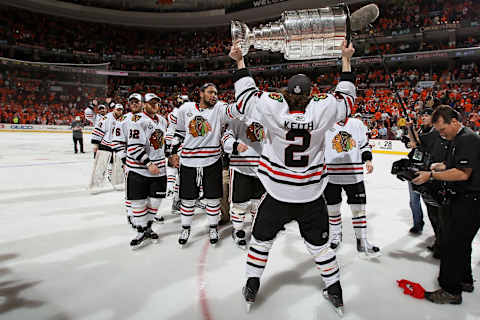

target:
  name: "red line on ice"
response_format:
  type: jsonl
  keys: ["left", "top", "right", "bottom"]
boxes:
{"left": 198, "top": 239, "right": 213, "bottom": 320}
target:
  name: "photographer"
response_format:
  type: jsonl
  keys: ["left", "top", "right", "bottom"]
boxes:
{"left": 412, "top": 105, "right": 480, "bottom": 304}
{"left": 408, "top": 108, "right": 449, "bottom": 257}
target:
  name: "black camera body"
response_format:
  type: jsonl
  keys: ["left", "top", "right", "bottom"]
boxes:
{"left": 391, "top": 147, "right": 445, "bottom": 206}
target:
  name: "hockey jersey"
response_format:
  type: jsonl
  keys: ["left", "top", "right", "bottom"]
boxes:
{"left": 174, "top": 101, "right": 233, "bottom": 167}
{"left": 230, "top": 69, "right": 356, "bottom": 203}
{"left": 125, "top": 112, "right": 168, "bottom": 177}
{"left": 111, "top": 112, "right": 136, "bottom": 161}
{"left": 84, "top": 106, "right": 102, "bottom": 127}
{"left": 221, "top": 119, "right": 264, "bottom": 176}
{"left": 324, "top": 118, "right": 372, "bottom": 185}
{"left": 91, "top": 112, "right": 120, "bottom": 150}
{"left": 84, "top": 106, "right": 96, "bottom": 125}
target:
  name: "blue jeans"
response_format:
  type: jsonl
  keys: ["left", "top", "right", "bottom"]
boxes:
{"left": 408, "top": 182, "right": 424, "bottom": 228}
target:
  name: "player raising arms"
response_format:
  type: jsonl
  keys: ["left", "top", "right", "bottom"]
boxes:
{"left": 229, "top": 39, "right": 356, "bottom": 316}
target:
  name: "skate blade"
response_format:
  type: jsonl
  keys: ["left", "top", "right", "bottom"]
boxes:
{"left": 151, "top": 239, "right": 159, "bottom": 244}
{"left": 245, "top": 302, "right": 253, "bottom": 313}
{"left": 179, "top": 243, "right": 186, "bottom": 249}
{"left": 322, "top": 291, "right": 344, "bottom": 318}
{"left": 131, "top": 239, "right": 151, "bottom": 250}
{"left": 358, "top": 251, "right": 382, "bottom": 260}
{"left": 210, "top": 242, "right": 217, "bottom": 248}
{"left": 236, "top": 244, "right": 247, "bottom": 250}
{"left": 153, "top": 218, "right": 165, "bottom": 224}
{"left": 334, "top": 306, "right": 344, "bottom": 317}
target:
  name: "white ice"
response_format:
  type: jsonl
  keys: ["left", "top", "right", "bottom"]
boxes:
{"left": 0, "top": 132, "right": 479, "bottom": 320}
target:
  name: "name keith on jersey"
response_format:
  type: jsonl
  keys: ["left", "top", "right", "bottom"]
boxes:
{"left": 284, "top": 120, "right": 314, "bottom": 130}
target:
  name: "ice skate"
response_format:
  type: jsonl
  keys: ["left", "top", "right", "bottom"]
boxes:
{"left": 153, "top": 215, "right": 165, "bottom": 224}
{"left": 322, "top": 281, "right": 344, "bottom": 317}
{"left": 127, "top": 215, "right": 135, "bottom": 230}
{"left": 356, "top": 238, "right": 381, "bottom": 259}
{"left": 146, "top": 224, "right": 159, "bottom": 244}
{"left": 130, "top": 229, "right": 150, "bottom": 250}
{"left": 166, "top": 189, "right": 174, "bottom": 199}
{"left": 243, "top": 277, "right": 259, "bottom": 313}
{"left": 232, "top": 229, "right": 247, "bottom": 250}
{"left": 329, "top": 231, "right": 342, "bottom": 250}
{"left": 178, "top": 226, "right": 191, "bottom": 248}
{"left": 171, "top": 199, "right": 181, "bottom": 215}
{"left": 209, "top": 225, "right": 219, "bottom": 247}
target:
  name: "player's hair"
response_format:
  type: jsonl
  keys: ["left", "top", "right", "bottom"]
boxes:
{"left": 280, "top": 88, "right": 311, "bottom": 112}
{"left": 200, "top": 83, "right": 217, "bottom": 92}
{"left": 432, "top": 105, "right": 460, "bottom": 124}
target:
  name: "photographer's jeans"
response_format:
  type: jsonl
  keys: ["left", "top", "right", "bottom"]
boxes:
{"left": 408, "top": 182, "right": 424, "bottom": 229}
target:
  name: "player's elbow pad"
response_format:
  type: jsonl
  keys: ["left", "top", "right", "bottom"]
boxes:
{"left": 362, "top": 151, "right": 373, "bottom": 163}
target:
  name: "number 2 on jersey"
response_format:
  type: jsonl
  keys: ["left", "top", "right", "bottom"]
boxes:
{"left": 284, "top": 129, "right": 311, "bottom": 167}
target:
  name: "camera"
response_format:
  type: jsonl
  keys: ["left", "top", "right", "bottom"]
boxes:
{"left": 391, "top": 147, "right": 444, "bottom": 206}
{"left": 391, "top": 147, "right": 432, "bottom": 181}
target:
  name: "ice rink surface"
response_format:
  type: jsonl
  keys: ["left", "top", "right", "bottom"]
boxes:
{"left": 0, "top": 132, "right": 479, "bottom": 320}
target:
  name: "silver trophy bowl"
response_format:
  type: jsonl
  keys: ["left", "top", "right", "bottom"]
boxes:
{"left": 231, "top": 5, "right": 348, "bottom": 60}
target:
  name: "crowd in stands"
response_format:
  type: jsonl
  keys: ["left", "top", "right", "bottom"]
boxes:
{"left": 1, "top": 0, "right": 479, "bottom": 65}
{"left": 1, "top": 1, "right": 480, "bottom": 135}
{"left": 1, "top": 62, "right": 479, "bottom": 138}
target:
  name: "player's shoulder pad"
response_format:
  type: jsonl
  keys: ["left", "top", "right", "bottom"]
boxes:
{"left": 267, "top": 92, "right": 284, "bottom": 103}
{"left": 311, "top": 93, "right": 329, "bottom": 102}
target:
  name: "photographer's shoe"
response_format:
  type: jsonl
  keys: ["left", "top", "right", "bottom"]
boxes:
{"left": 409, "top": 225, "right": 423, "bottom": 234}
{"left": 425, "top": 289, "right": 462, "bottom": 304}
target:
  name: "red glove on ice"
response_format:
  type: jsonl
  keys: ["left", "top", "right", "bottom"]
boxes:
{"left": 397, "top": 279, "right": 425, "bottom": 299}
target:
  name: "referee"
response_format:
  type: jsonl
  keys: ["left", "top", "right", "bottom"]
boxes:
{"left": 413, "top": 105, "right": 480, "bottom": 304}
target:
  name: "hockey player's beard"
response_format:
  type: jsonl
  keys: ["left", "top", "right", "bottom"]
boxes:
{"left": 201, "top": 97, "right": 217, "bottom": 108}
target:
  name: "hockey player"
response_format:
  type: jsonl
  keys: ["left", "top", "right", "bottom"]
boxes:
{"left": 324, "top": 115, "right": 380, "bottom": 257}
{"left": 91, "top": 104, "right": 123, "bottom": 155}
{"left": 89, "top": 104, "right": 123, "bottom": 190}
{"left": 221, "top": 119, "right": 265, "bottom": 249}
{"left": 84, "top": 100, "right": 104, "bottom": 126}
{"left": 165, "top": 95, "right": 187, "bottom": 214}
{"left": 111, "top": 93, "right": 146, "bottom": 227}
{"left": 125, "top": 93, "right": 168, "bottom": 249}
{"left": 172, "top": 83, "right": 234, "bottom": 247}
{"left": 229, "top": 39, "right": 356, "bottom": 315}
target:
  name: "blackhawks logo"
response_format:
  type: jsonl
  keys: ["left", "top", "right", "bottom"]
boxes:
{"left": 132, "top": 114, "right": 142, "bottom": 122}
{"left": 332, "top": 131, "right": 356, "bottom": 153}
{"left": 188, "top": 116, "right": 211, "bottom": 137}
{"left": 246, "top": 122, "right": 265, "bottom": 142}
{"left": 268, "top": 93, "right": 284, "bottom": 103}
{"left": 149, "top": 129, "right": 164, "bottom": 150}
{"left": 312, "top": 93, "right": 328, "bottom": 101}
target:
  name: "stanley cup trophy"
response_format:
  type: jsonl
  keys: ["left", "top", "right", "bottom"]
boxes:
{"left": 231, "top": 4, "right": 379, "bottom": 60}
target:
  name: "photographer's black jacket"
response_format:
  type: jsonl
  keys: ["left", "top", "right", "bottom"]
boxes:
{"left": 418, "top": 125, "right": 449, "bottom": 163}
{"left": 445, "top": 127, "right": 480, "bottom": 193}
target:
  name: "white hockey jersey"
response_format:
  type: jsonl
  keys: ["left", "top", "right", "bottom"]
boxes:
{"left": 222, "top": 119, "right": 264, "bottom": 176}
{"left": 84, "top": 106, "right": 103, "bottom": 127}
{"left": 230, "top": 69, "right": 356, "bottom": 203}
{"left": 324, "top": 118, "right": 372, "bottom": 185}
{"left": 125, "top": 112, "right": 168, "bottom": 177}
{"left": 91, "top": 112, "right": 120, "bottom": 150}
{"left": 84, "top": 106, "right": 96, "bottom": 125}
{"left": 111, "top": 112, "right": 136, "bottom": 161}
{"left": 165, "top": 108, "right": 183, "bottom": 153}
{"left": 174, "top": 101, "right": 233, "bottom": 167}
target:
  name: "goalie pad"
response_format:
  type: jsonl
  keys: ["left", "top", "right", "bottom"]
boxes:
{"left": 111, "top": 153, "right": 125, "bottom": 190}
{"left": 88, "top": 150, "right": 112, "bottom": 194}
